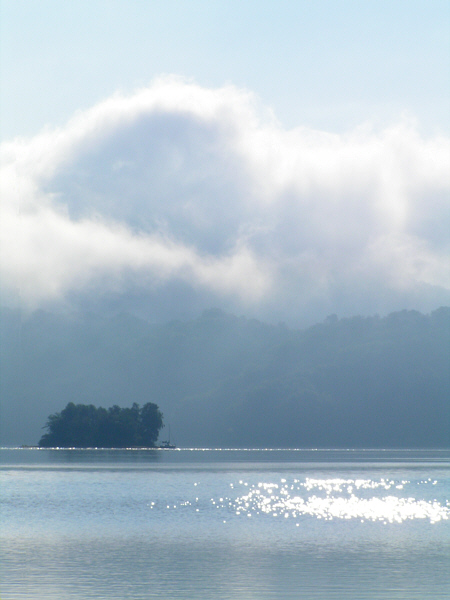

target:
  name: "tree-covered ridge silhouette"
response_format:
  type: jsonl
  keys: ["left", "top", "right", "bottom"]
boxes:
{"left": 1, "top": 306, "right": 449, "bottom": 448}
{"left": 39, "top": 402, "right": 163, "bottom": 448}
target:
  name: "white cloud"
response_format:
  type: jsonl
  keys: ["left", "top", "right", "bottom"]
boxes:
{"left": 1, "top": 77, "right": 449, "bottom": 321}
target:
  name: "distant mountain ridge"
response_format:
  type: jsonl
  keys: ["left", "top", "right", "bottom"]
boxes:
{"left": 1, "top": 307, "right": 449, "bottom": 447}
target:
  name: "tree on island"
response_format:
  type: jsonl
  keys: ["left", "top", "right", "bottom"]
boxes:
{"left": 39, "top": 402, "right": 164, "bottom": 448}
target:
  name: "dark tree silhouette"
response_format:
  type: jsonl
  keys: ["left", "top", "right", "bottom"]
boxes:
{"left": 39, "top": 402, "right": 164, "bottom": 447}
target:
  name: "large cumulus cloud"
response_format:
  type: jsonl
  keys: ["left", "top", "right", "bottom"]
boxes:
{"left": 1, "top": 77, "right": 449, "bottom": 323}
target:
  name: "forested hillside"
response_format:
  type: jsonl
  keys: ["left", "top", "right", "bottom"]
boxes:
{"left": 1, "top": 307, "right": 448, "bottom": 447}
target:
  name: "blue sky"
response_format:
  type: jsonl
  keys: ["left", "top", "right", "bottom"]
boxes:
{"left": 1, "top": 1, "right": 449, "bottom": 324}
{"left": 1, "top": 0, "right": 449, "bottom": 140}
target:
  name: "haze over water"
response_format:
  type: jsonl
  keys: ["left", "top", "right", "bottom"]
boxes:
{"left": 1, "top": 4, "right": 449, "bottom": 598}
{"left": 1, "top": 448, "right": 449, "bottom": 599}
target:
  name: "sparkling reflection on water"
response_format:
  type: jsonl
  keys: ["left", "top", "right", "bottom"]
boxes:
{"left": 1, "top": 448, "right": 449, "bottom": 600}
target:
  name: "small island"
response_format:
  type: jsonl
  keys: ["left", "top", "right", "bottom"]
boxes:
{"left": 39, "top": 402, "right": 164, "bottom": 448}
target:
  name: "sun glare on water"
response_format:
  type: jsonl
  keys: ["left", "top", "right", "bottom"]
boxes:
{"left": 154, "top": 476, "right": 449, "bottom": 525}
{"left": 227, "top": 477, "right": 449, "bottom": 524}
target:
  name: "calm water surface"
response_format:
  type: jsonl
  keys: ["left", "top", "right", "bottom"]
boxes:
{"left": 1, "top": 448, "right": 449, "bottom": 599}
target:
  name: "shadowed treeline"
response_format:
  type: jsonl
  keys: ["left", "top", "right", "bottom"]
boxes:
{"left": 1, "top": 307, "right": 449, "bottom": 448}
{"left": 39, "top": 402, "right": 163, "bottom": 448}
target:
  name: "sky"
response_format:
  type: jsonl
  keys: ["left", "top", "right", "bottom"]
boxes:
{"left": 1, "top": 0, "right": 449, "bottom": 325}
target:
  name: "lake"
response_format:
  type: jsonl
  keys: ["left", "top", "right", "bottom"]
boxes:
{"left": 1, "top": 448, "right": 449, "bottom": 599}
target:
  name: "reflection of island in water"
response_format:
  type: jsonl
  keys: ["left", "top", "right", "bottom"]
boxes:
{"left": 38, "top": 402, "right": 165, "bottom": 449}
{"left": 28, "top": 448, "right": 163, "bottom": 466}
